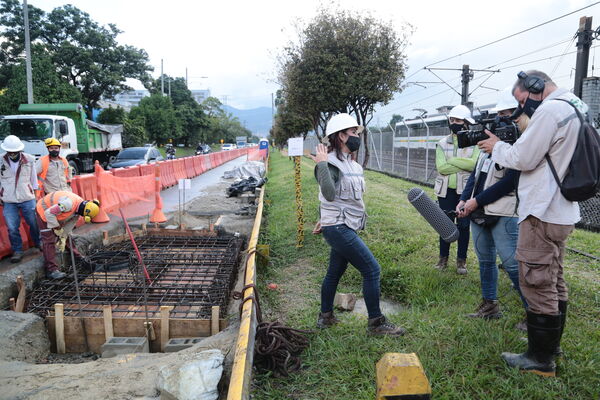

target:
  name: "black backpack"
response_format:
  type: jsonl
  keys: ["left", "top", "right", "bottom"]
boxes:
{"left": 545, "top": 98, "right": 600, "bottom": 202}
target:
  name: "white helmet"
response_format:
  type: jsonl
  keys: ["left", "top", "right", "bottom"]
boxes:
{"left": 493, "top": 87, "right": 518, "bottom": 113}
{"left": 1, "top": 135, "right": 25, "bottom": 152}
{"left": 325, "top": 113, "right": 364, "bottom": 137}
{"left": 448, "top": 105, "right": 475, "bottom": 124}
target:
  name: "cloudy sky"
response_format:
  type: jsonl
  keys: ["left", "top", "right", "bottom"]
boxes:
{"left": 32, "top": 0, "right": 600, "bottom": 122}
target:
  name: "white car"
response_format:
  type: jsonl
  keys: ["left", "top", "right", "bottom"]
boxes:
{"left": 221, "top": 143, "right": 236, "bottom": 151}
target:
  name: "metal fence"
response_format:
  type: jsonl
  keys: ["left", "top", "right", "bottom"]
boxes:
{"left": 304, "top": 129, "right": 600, "bottom": 231}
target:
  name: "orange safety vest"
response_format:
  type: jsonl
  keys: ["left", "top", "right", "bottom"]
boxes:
{"left": 36, "top": 191, "right": 84, "bottom": 223}
{"left": 38, "top": 155, "right": 70, "bottom": 187}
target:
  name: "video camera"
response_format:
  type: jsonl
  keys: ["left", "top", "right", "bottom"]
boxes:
{"left": 456, "top": 111, "right": 520, "bottom": 148}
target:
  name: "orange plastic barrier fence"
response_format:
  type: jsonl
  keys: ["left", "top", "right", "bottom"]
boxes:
{"left": 158, "top": 161, "right": 175, "bottom": 189}
{"left": 111, "top": 165, "right": 141, "bottom": 178}
{"left": 184, "top": 157, "right": 195, "bottom": 179}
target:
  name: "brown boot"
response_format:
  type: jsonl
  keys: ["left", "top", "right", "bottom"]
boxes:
{"left": 467, "top": 299, "right": 502, "bottom": 319}
{"left": 316, "top": 311, "right": 339, "bottom": 329}
{"left": 456, "top": 258, "right": 467, "bottom": 275}
{"left": 434, "top": 256, "right": 448, "bottom": 270}
{"left": 367, "top": 315, "right": 406, "bottom": 336}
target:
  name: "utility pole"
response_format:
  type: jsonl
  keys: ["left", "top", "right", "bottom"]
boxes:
{"left": 168, "top": 77, "right": 171, "bottom": 97}
{"left": 161, "top": 59, "right": 164, "bottom": 95}
{"left": 23, "top": 0, "right": 33, "bottom": 104}
{"left": 573, "top": 16, "right": 594, "bottom": 98}
{"left": 461, "top": 64, "right": 473, "bottom": 109}
{"left": 185, "top": 67, "right": 188, "bottom": 89}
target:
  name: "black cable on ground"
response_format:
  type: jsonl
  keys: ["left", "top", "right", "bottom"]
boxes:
{"left": 254, "top": 321, "right": 312, "bottom": 377}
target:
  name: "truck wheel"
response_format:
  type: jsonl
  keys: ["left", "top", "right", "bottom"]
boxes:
{"left": 68, "top": 160, "right": 80, "bottom": 176}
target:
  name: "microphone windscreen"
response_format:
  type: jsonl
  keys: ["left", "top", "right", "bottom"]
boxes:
{"left": 407, "top": 188, "right": 459, "bottom": 243}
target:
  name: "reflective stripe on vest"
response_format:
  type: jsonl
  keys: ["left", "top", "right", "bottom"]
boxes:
{"left": 36, "top": 190, "right": 82, "bottom": 222}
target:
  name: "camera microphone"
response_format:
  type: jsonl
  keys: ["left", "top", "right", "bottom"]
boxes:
{"left": 407, "top": 188, "right": 459, "bottom": 243}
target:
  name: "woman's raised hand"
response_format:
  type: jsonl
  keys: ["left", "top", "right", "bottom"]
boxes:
{"left": 309, "top": 143, "right": 329, "bottom": 164}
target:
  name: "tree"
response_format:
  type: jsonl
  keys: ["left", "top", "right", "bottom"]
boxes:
{"left": 271, "top": 100, "right": 313, "bottom": 147}
{"left": 97, "top": 105, "right": 125, "bottom": 124}
{"left": 389, "top": 114, "right": 404, "bottom": 127}
{"left": 0, "top": 46, "right": 81, "bottom": 114}
{"left": 122, "top": 115, "right": 147, "bottom": 147}
{"left": 129, "top": 94, "right": 179, "bottom": 145}
{"left": 0, "top": 0, "right": 153, "bottom": 116}
{"left": 278, "top": 7, "right": 411, "bottom": 166}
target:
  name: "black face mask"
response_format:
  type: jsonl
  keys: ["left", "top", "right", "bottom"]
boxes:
{"left": 346, "top": 135, "right": 361, "bottom": 152}
{"left": 49, "top": 150, "right": 60, "bottom": 158}
{"left": 8, "top": 153, "right": 20, "bottom": 161}
{"left": 523, "top": 96, "right": 542, "bottom": 118}
{"left": 450, "top": 123, "right": 464, "bottom": 134}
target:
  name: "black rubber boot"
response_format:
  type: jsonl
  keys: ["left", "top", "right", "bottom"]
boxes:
{"left": 555, "top": 300, "right": 567, "bottom": 356}
{"left": 316, "top": 311, "right": 339, "bottom": 329}
{"left": 501, "top": 311, "right": 561, "bottom": 377}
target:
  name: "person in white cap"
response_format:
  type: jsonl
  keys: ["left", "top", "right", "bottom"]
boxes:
{"left": 0, "top": 135, "right": 41, "bottom": 263}
{"left": 434, "top": 105, "right": 480, "bottom": 274}
{"left": 310, "top": 113, "right": 406, "bottom": 336}
{"left": 456, "top": 87, "right": 528, "bottom": 328}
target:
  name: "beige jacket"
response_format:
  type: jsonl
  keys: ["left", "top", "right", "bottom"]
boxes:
{"left": 492, "top": 88, "right": 582, "bottom": 225}
{"left": 0, "top": 153, "right": 37, "bottom": 203}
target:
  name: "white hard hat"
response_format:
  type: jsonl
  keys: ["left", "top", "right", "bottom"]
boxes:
{"left": 1, "top": 135, "right": 25, "bottom": 152}
{"left": 494, "top": 87, "right": 518, "bottom": 112}
{"left": 448, "top": 105, "right": 475, "bottom": 124}
{"left": 325, "top": 113, "right": 364, "bottom": 137}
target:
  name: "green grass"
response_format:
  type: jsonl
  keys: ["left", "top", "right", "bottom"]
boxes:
{"left": 251, "top": 151, "right": 600, "bottom": 400}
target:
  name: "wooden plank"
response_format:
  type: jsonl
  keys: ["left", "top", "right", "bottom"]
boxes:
{"left": 15, "top": 275, "right": 26, "bottom": 313}
{"left": 211, "top": 306, "right": 220, "bottom": 335}
{"left": 103, "top": 305, "right": 114, "bottom": 340}
{"left": 55, "top": 303, "right": 66, "bottom": 354}
{"left": 160, "top": 306, "right": 173, "bottom": 352}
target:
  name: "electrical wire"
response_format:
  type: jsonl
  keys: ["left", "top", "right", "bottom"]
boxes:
{"left": 551, "top": 35, "right": 578, "bottom": 76}
{"left": 403, "top": 2, "right": 600, "bottom": 80}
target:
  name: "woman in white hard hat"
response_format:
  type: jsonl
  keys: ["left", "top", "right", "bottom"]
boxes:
{"left": 434, "top": 105, "right": 480, "bottom": 274}
{"left": 310, "top": 113, "right": 405, "bottom": 336}
{"left": 455, "top": 88, "right": 529, "bottom": 329}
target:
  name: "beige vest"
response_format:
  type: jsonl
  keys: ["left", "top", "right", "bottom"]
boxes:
{"left": 0, "top": 153, "right": 36, "bottom": 203}
{"left": 319, "top": 152, "right": 367, "bottom": 231}
{"left": 435, "top": 135, "right": 475, "bottom": 197}
{"left": 472, "top": 153, "right": 518, "bottom": 217}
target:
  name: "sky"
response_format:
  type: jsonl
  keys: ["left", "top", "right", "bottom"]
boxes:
{"left": 30, "top": 0, "right": 600, "bottom": 123}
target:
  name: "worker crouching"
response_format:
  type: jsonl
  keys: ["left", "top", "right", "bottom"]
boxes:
{"left": 35, "top": 191, "right": 100, "bottom": 279}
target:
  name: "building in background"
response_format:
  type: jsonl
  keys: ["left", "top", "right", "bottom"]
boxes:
{"left": 190, "top": 89, "right": 211, "bottom": 104}
{"left": 112, "top": 90, "right": 150, "bottom": 110}
{"left": 582, "top": 77, "right": 600, "bottom": 128}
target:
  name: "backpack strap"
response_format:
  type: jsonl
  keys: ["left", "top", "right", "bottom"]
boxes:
{"left": 544, "top": 98, "right": 584, "bottom": 190}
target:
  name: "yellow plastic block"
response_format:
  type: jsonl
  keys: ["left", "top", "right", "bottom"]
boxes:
{"left": 376, "top": 353, "right": 432, "bottom": 400}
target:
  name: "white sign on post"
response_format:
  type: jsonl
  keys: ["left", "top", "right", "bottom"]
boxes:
{"left": 287, "top": 137, "right": 304, "bottom": 157}
{"left": 178, "top": 179, "right": 191, "bottom": 189}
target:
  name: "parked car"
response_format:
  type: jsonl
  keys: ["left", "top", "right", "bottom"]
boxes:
{"left": 221, "top": 143, "right": 237, "bottom": 151}
{"left": 108, "top": 146, "right": 163, "bottom": 169}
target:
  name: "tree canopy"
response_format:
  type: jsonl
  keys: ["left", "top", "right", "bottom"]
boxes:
{"left": 0, "top": 0, "right": 152, "bottom": 115}
{"left": 277, "top": 7, "right": 411, "bottom": 165}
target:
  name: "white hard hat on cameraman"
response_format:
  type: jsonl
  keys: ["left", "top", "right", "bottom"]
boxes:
{"left": 325, "top": 113, "right": 364, "bottom": 137}
{"left": 494, "top": 87, "right": 519, "bottom": 112}
{"left": 448, "top": 105, "right": 475, "bottom": 124}
{"left": 1, "top": 135, "right": 25, "bottom": 152}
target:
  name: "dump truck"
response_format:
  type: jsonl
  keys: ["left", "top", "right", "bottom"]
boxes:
{"left": 0, "top": 103, "right": 122, "bottom": 174}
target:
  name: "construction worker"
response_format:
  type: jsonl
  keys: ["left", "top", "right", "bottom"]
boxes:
{"left": 37, "top": 138, "right": 72, "bottom": 195}
{"left": 35, "top": 191, "right": 100, "bottom": 279}
{"left": 0, "top": 135, "right": 41, "bottom": 263}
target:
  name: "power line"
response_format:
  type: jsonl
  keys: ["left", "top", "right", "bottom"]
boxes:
{"left": 485, "top": 37, "right": 573, "bottom": 69}
{"left": 402, "top": 2, "right": 600, "bottom": 80}
{"left": 501, "top": 45, "right": 599, "bottom": 70}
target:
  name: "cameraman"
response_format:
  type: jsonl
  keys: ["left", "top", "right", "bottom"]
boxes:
{"left": 478, "top": 70, "right": 585, "bottom": 377}
{"left": 456, "top": 88, "right": 527, "bottom": 325}
{"left": 434, "top": 105, "right": 480, "bottom": 274}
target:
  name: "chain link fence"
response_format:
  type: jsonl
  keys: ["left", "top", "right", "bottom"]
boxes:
{"left": 303, "top": 129, "right": 600, "bottom": 231}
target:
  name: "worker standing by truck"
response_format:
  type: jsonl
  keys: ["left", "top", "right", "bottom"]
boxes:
{"left": 0, "top": 135, "right": 42, "bottom": 263}
{"left": 37, "top": 138, "right": 72, "bottom": 196}
{"left": 36, "top": 191, "right": 100, "bottom": 279}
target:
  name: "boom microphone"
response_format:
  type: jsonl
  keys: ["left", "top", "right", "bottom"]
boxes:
{"left": 407, "top": 188, "right": 459, "bottom": 243}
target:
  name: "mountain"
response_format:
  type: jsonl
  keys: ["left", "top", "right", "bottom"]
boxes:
{"left": 223, "top": 105, "right": 273, "bottom": 136}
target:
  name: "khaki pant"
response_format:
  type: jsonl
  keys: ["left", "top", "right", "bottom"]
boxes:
{"left": 515, "top": 216, "right": 573, "bottom": 315}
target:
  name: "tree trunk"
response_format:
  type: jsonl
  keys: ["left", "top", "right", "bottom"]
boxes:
{"left": 361, "top": 130, "right": 370, "bottom": 168}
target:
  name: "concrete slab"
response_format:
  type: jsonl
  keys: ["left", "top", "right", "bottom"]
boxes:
{"left": 101, "top": 337, "right": 149, "bottom": 358}
{"left": 0, "top": 311, "right": 50, "bottom": 362}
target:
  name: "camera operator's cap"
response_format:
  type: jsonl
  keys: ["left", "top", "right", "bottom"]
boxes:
{"left": 325, "top": 113, "right": 364, "bottom": 137}
{"left": 493, "top": 87, "right": 519, "bottom": 113}
{"left": 448, "top": 105, "right": 475, "bottom": 124}
{"left": 1, "top": 135, "right": 25, "bottom": 152}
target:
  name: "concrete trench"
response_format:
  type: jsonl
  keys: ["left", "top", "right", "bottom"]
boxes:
{"left": 0, "top": 157, "right": 262, "bottom": 399}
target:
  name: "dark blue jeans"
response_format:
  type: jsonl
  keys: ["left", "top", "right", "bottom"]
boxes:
{"left": 2, "top": 199, "right": 41, "bottom": 253}
{"left": 321, "top": 224, "right": 382, "bottom": 319}
{"left": 438, "top": 188, "right": 470, "bottom": 259}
